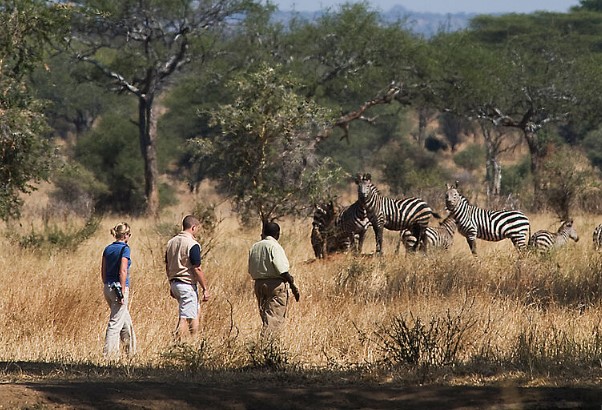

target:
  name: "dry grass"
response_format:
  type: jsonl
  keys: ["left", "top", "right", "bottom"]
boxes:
{"left": 1, "top": 189, "right": 602, "bottom": 387}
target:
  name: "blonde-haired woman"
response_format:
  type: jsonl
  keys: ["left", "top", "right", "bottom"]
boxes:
{"left": 101, "top": 222, "right": 136, "bottom": 358}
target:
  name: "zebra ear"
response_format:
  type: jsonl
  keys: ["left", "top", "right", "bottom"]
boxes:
{"left": 455, "top": 180, "right": 459, "bottom": 189}
{"left": 365, "top": 173, "right": 371, "bottom": 181}
{"left": 446, "top": 183, "right": 452, "bottom": 190}
{"left": 354, "top": 173, "right": 361, "bottom": 184}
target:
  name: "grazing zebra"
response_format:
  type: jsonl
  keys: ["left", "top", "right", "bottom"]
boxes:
{"left": 401, "top": 214, "right": 457, "bottom": 253}
{"left": 594, "top": 224, "right": 602, "bottom": 251}
{"left": 528, "top": 220, "right": 579, "bottom": 252}
{"left": 355, "top": 173, "right": 439, "bottom": 254}
{"left": 444, "top": 183, "right": 530, "bottom": 255}
{"left": 311, "top": 201, "right": 370, "bottom": 258}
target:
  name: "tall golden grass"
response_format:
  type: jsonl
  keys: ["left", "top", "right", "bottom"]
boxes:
{"left": 2, "top": 190, "right": 602, "bottom": 384}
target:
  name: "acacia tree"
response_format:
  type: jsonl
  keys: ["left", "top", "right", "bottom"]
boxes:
{"left": 68, "top": 0, "right": 255, "bottom": 215}
{"left": 0, "top": 1, "right": 70, "bottom": 220}
{"left": 190, "top": 64, "right": 338, "bottom": 224}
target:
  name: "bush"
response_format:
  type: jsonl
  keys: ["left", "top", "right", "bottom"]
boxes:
{"left": 12, "top": 215, "right": 101, "bottom": 251}
{"left": 375, "top": 305, "right": 477, "bottom": 368}
{"left": 51, "top": 161, "right": 109, "bottom": 218}
{"left": 379, "top": 139, "right": 451, "bottom": 196}
{"left": 453, "top": 144, "right": 485, "bottom": 172}
{"left": 501, "top": 156, "right": 531, "bottom": 197}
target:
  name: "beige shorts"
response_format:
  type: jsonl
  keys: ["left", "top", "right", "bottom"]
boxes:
{"left": 170, "top": 281, "right": 199, "bottom": 319}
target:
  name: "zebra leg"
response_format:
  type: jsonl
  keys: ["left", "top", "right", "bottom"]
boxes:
{"left": 395, "top": 232, "right": 403, "bottom": 254}
{"left": 373, "top": 225, "right": 384, "bottom": 255}
{"left": 467, "top": 237, "right": 477, "bottom": 255}
{"left": 357, "top": 231, "right": 366, "bottom": 254}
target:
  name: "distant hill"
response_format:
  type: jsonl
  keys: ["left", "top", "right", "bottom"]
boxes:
{"left": 272, "top": 5, "right": 476, "bottom": 37}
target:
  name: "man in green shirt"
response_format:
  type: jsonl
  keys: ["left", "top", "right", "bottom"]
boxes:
{"left": 248, "top": 222, "right": 300, "bottom": 337}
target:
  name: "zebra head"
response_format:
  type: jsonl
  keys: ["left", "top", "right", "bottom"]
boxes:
{"left": 444, "top": 182, "right": 463, "bottom": 212}
{"left": 559, "top": 219, "right": 579, "bottom": 242}
{"left": 355, "top": 173, "right": 375, "bottom": 203}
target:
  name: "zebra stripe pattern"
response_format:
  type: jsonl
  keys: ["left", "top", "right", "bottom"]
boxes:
{"left": 402, "top": 214, "right": 456, "bottom": 252}
{"left": 528, "top": 220, "right": 579, "bottom": 252}
{"left": 593, "top": 224, "right": 602, "bottom": 251}
{"left": 311, "top": 201, "right": 370, "bottom": 258}
{"left": 355, "top": 173, "right": 438, "bottom": 254}
{"left": 444, "top": 183, "right": 530, "bottom": 255}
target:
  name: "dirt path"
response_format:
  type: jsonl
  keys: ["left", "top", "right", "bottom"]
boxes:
{"left": 1, "top": 380, "right": 601, "bottom": 409}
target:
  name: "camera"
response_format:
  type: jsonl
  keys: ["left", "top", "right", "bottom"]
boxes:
{"left": 110, "top": 283, "right": 124, "bottom": 301}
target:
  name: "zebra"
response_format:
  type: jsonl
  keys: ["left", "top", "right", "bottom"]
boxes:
{"left": 355, "top": 173, "right": 439, "bottom": 254}
{"left": 311, "top": 201, "right": 370, "bottom": 258}
{"left": 444, "top": 182, "right": 530, "bottom": 255}
{"left": 401, "top": 214, "right": 457, "bottom": 253}
{"left": 311, "top": 202, "right": 335, "bottom": 259}
{"left": 528, "top": 220, "right": 579, "bottom": 252}
{"left": 593, "top": 224, "right": 602, "bottom": 251}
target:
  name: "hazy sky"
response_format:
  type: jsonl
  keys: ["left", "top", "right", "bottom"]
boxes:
{"left": 273, "top": 0, "right": 581, "bottom": 14}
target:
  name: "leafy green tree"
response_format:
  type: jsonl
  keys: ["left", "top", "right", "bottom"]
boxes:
{"left": 540, "top": 146, "right": 599, "bottom": 220}
{"left": 190, "top": 64, "right": 338, "bottom": 224}
{"left": 74, "top": 110, "right": 147, "bottom": 214}
{"left": 30, "top": 54, "right": 116, "bottom": 143}
{"left": 67, "top": 0, "right": 257, "bottom": 215}
{"left": 0, "top": 1, "right": 70, "bottom": 220}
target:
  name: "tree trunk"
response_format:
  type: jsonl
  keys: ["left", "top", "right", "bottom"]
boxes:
{"left": 524, "top": 130, "right": 544, "bottom": 211}
{"left": 486, "top": 156, "right": 502, "bottom": 204}
{"left": 138, "top": 95, "right": 160, "bottom": 216}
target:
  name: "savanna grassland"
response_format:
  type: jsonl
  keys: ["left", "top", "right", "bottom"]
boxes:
{"left": 1, "top": 185, "right": 602, "bottom": 408}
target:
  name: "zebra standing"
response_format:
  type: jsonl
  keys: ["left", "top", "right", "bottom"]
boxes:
{"left": 528, "top": 220, "right": 579, "bottom": 252}
{"left": 311, "top": 200, "right": 370, "bottom": 258}
{"left": 311, "top": 202, "right": 336, "bottom": 259}
{"left": 355, "top": 173, "right": 439, "bottom": 254}
{"left": 334, "top": 201, "right": 371, "bottom": 253}
{"left": 401, "top": 214, "right": 457, "bottom": 253}
{"left": 444, "top": 183, "right": 530, "bottom": 255}
{"left": 593, "top": 224, "right": 602, "bottom": 250}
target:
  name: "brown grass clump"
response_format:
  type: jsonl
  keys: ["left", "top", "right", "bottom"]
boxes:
{"left": 1, "top": 195, "right": 601, "bottom": 386}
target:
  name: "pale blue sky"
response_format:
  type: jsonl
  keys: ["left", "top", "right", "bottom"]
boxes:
{"left": 272, "top": 0, "right": 581, "bottom": 14}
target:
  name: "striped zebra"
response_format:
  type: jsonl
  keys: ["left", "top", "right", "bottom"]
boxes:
{"left": 401, "top": 214, "right": 456, "bottom": 253}
{"left": 444, "top": 183, "right": 530, "bottom": 255}
{"left": 355, "top": 173, "right": 439, "bottom": 254}
{"left": 311, "top": 201, "right": 370, "bottom": 258}
{"left": 528, "top": 220, "right": 579, "bottom": 252}
{"left": 311, "top": 202, "right": 336, "bottom": 259}
{"left": 593, "top": 224, "right": 602, "bottom": 251}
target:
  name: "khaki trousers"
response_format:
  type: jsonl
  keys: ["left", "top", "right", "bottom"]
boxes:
{"left": 254, "top": 278, "right": 289, "bottom": 337}
{"left": 103, "top": 284, "right": 136, "bottom": 358}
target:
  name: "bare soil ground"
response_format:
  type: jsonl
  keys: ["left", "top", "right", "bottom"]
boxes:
{"left": 0, "top": 362, "right": 600, "bottom": 409}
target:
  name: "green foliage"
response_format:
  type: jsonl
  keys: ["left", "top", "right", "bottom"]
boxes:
{"left": 193, "top": 64, "right": 338, "bottom": 223}
{"left": 379, "top": 139, "right": 450, "bottom": 196}
{"left": 501, "top": 156, "right": 531, "bottom": 197}
{"left": 582, "top": 128, "right": 602, "bottom": 170}
{"left": 51, "top": 161, "right": 109, "bottom": 217}
{"left": 453, "top": 144, "right": 485, "bottom": 172}
{"left": 30, "top": 54, "right": 117, "bottom": 139}
{"left": 539, "top": 146, "right": 599, "bottom": 219}
{"left": 14, "top": 215, "right": 101, "bottom": 251}
{"left": 0, "top": 1, "right": 72, "bottom": 221}
{"left": 74, "top": 110, "right": 147, "bottom": 214}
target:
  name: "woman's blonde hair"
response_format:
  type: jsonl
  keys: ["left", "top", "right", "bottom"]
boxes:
{"left": 111, "top": 222, "right": 131, "bottom": 240}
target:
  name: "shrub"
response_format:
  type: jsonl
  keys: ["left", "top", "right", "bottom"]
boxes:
{"left": 375, "top": 304, "right": 477, "bottom": 368}
{"left": 453, "top": 144, "right": 485, "bottom": 172}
